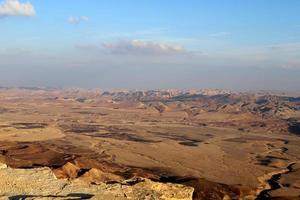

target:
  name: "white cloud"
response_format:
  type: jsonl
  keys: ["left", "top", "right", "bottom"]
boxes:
{"left": 68, "top": 16, "right": 89, "bottom": 24}
{"left": 209, "top": 32, "right": 231, "bottom": 37}
{"left": 102, "top": 40, "right": 187, "bottom": 55}
{"left": 0, "top": 0, "right": 35, "bottom": 17}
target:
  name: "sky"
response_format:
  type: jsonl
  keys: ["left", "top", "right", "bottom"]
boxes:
{"left": 0, "top": 0, "right": 300, "bottom": 90}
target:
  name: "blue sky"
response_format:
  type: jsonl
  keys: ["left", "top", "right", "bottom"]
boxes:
{"left": 0, "top": 0, "right": 300, "bottom": 90}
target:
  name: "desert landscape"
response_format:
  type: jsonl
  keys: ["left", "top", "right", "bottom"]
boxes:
{"left": 0, "top": 87, "right": 299, "bottom": 199}
{"left": 2, "top": 0, "right": 300, "bottom": 199}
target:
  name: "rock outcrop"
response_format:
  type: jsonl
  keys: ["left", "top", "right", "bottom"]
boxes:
{"left": 0, "top": 163, "right": 194, "bottom": 200}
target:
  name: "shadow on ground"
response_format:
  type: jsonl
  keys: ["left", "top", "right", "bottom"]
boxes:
{"left": 8, "top": 193, "right": 94, "bottom": 200}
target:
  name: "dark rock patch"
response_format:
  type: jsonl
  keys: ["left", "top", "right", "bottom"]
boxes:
{"left": 288, "top": 121, "right": 300, "bottom": 136}
{"left": 178, "top": 140, "right": 202, "bottom": 147}
{"left": 91, "top": 132, "right": 158, "bottom": 143}
{"left": 11, "top": 123, "right": 48, "bottom": 129}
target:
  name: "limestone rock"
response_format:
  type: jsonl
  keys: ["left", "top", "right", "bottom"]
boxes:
{"left": 0, "top": 164, "right": 193, "bottom": 200}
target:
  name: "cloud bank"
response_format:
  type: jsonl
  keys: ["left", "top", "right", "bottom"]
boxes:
{"left": 0, "top": 0, "right": 35, "bottom": 17}
{"left": 1, "top": 40, "right": 300, "bottom": 90}
{"left": 102, "top": 40, "right": 186, "bottom": 55}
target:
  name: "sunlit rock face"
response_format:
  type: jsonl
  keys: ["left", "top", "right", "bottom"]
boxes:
{"left": 0, "top": 163, "right": 194, "bottom": 200}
